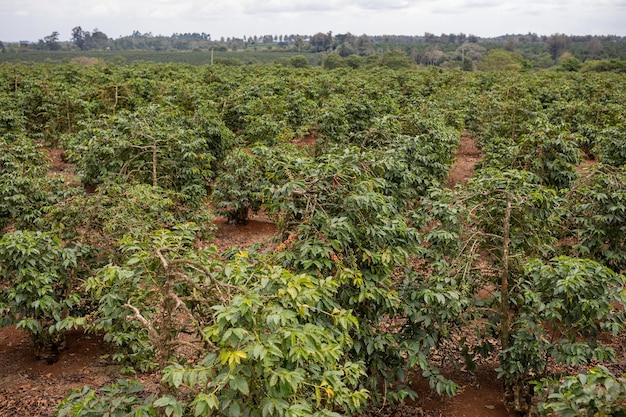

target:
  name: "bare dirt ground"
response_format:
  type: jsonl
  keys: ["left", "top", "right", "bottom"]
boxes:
{"left": 212, "top": 212, "right": 278, "bottom": 253}
{"left": 0, "top": 140, "right": 620, "bottom": 416}
{"left": 0, "top": 327, "right": 115, "bottom": 416}
{"left": 446, "top": 132, "right": 482, "bottom": 188}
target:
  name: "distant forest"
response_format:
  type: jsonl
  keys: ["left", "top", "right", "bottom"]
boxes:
{"left": 1, "top": 27, "right": 626, "bottom": 71}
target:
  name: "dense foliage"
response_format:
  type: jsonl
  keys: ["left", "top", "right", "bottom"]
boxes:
{"left": 0, "top": 61, "right": 624, "bottom": 416}
{"left": 0, "top": 230, "right": 87, "bottom": 363}
{"left": 538, "top": 366, "right": 626, "bottom": 416}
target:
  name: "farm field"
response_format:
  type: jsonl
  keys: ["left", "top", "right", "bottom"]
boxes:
{"left": 0, "top": 49, "right": 310, "bottom": 66}
{"left": 0, "top": 62, "right": 625, "bottom": 416}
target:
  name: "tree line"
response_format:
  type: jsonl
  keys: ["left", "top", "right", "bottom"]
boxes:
{"left": 1, "top": 28, "right": 626, "bottom": 72}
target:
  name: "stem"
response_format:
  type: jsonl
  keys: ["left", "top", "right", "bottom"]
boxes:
{"left": 152, "top": 135, "right": 158, "bottom": 187}
{"left": 113, "top": 85, "right": 118, "bottom": 115}
{"left": 66, "top": 98, "right": 72, "bottom": 134}
{"left": 500, "top": 194, "right": 512, "bottom": 350}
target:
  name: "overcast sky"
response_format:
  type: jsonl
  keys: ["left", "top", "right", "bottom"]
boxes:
{"left": 1, "top": 0, "right": 625, "bottom": 42}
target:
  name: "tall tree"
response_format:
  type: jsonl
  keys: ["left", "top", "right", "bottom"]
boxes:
{"left": 357, "top": 34, "right": 371, "bottom": 55}
{"left": 587, "top": 37, "right": 604, "bottom": 59}
{"left": 294, "top": 35, "right": 304, "bottom": 52}
{"left": 43, "top": 31, "right": 61, "bottom": 51}
{"left": 71, "top": 26, "right": 85, "bottom": 50}
{"left": 84, "top": 28, "right": 109, "bottom": 50}
{"left": 309, "top": 32, "right": 333, "bottom": 52}
{"left": 547, "top": 33, "right": 571, "bottom": 61}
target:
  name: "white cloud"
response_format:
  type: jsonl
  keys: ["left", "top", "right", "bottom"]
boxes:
{"left": 1, "top": 0, "right": 625, "bottom": 41}
{"left": 355, "top": 0, "right": 413, "bottom": 10}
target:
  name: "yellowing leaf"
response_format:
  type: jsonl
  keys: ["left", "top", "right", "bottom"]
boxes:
{"left": 219, "top": 349, "right": 248, "bottom": 370}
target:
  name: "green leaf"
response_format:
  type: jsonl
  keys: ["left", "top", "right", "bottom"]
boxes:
{"left": 233, "top": 375, "right": 250, "bottom": 395}
{"left": 154, "top": 396, "right": 184, "bottom": 417}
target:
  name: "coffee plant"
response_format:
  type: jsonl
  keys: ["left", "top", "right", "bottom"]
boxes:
{"left": 498, "top": 256, "right": 625, "bottom": 412}
{"left": 64, "top": 103, "right": 232, "bottom": 205}
{"left": 0, "top": 230, "right": 88, "bottom": 363}
{"left": 45, "top": 181, "right": 215, "bottom": 261}
{"left": 537, "top": 366, "right": 626, "bottom": 417}
{"left": 211, "top": 148, "right": 267, "bottom": 224}
{"left": 261, "top": 144, "right": 463, "bottom": 401}
{"left": 594, "top": 126, "right": 626, "bottom": 166}
{"left": 564, "top": 164, "right": 626, "bottom": 272}
{"left": 158, "top": 257, "right": 368, "bottom": 417}
{"left": 83, "top": 223, "right": 222, "bottom": 372}
{"left": 0, "top": 134, "right": 66, "bottom": 230}
{"left": 427, "top": 169, "right": 561, "bottom": 410}
{"left": 69, "top": 224, "right": 369, "bottom": 416}
{"left": 57, "top": 379, "right": 156, "bottom": 417}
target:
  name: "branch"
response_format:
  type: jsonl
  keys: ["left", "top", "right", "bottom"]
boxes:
{"left": 169, "top": 258, "right": 239, "bottom": 292}
{"left": 155, "top": 247, "right": 169, "bottom": 270}
{"left": 129, "top": 144, "right": 155, "bottom": 150}
{"left": 171, "top": 339, "right": 208, "bottom": 355}
{"left": 124, "top": 302, "right": 159, "bottom": 341}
